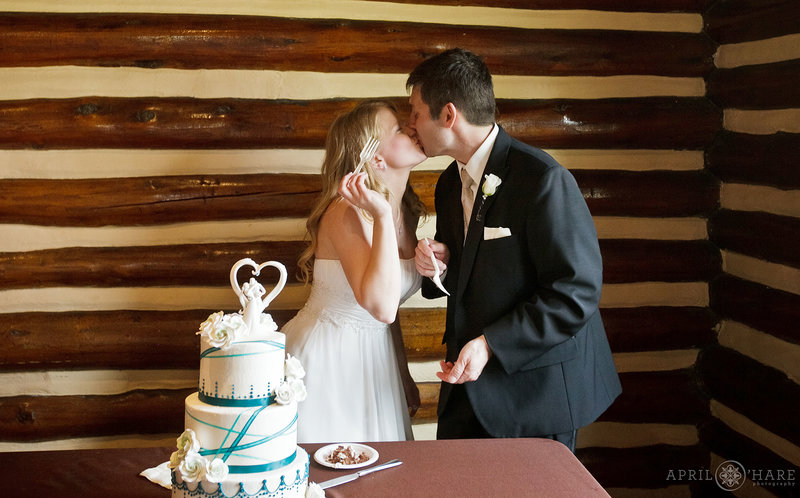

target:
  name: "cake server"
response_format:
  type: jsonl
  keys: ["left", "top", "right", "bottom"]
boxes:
{"left": 318, "top": 459, "right": 402, "bottom": 489}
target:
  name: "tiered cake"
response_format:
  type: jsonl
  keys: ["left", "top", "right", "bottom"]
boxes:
{"left": 169, "top": 259, "right": 310, "bottom": 497}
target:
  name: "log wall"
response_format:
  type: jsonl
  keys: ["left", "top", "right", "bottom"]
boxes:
{"left": 702, "top": 0, "right": 800, "bottom": 494}
{"left": 0, "top": 1, "right": 747, "bottom": 495}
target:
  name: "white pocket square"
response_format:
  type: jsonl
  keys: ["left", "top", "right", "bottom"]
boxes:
{"left": 484, "top": 226, "right": 511, "bottom": 240}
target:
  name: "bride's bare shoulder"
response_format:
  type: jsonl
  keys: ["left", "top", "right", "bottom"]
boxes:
{"left": 322, "top": 198, "right": 368, "bottom": 231}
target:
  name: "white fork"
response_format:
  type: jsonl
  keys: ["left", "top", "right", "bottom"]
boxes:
{"left": 352, "top": 136, "right": 380, "bottom": 177}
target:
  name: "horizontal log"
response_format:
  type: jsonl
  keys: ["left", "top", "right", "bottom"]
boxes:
{"left": 0, "top": 97, "right": 721, "bottom": 150}
{"left": 711, "top": 274, "right": 800, "bottom": 345}
{"left": 574, "top": 170, "right": 719, "bottom": 217}
{"left": 0, "top": 389, "right": 191, "bottom": 442}
{"left": 1, "top": 310, "right": 288, "bottom": 371}
{"left": 0, "top": 308, "right": 444, "bottom": 371}
{"left": 0, "top": 13, "right": 715, "bottom": 76}
{"left": 600, "top": 239, "right": 720, "bottom": 283}
{"left": 697, "top": 345, "right": 800, "bottom": 446}
{"left": 371, "top": 0, "right": 712, "bottom": 12}
{"left": 0, "top": 238, "right": 720, "bottom": 290}
{"left": 699, "top": 417, "right": 799, "bottom": 494}
{"left": 708, "top": 58, "right": 800, "bottom": 109}
{"left": 0, "top": 382, "right": 437, "bottom": 442}
{"left": 0, "top": 242, "right": 307, "bottom": 289}
{"left": 0, "top": 173, "right": 328, "bottom": 226}
{"left": 707, "top": 131, "right": 800, "bottom": 189}
{"left": 705, "top": 0, "right": 800, "bottom": 44}
{"left": 599, "top": 369, "right": 708, "bottom": 424}
{"left": 0, "top": 169, "right": 718, "bottom": 226}
{"left": 0, "top": 369, "right": 706, "bottom": 441}
{"left": 710, "top": 210, "right": 800, "bottom": 268}
{"left": 1, "top": 304, "right": 717, "bottom": 372}
{"left": 504, "top": 98, "right": 721, "bottom": 149}
{"left": 602, "top": 307, "right": 717, "bottom": 352}
{"left": 1, "top": 302, "right": 719, "bottom": 372}
{"left": 578, "top": 445, "right": 708, "bottom": 490}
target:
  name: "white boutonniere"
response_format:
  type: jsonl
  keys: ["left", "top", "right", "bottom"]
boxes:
{"left": 482, "top": 173, "right": 502, "bottom": 197}
{"left": 475, "top": 174, "right": 501, "bottom": 221}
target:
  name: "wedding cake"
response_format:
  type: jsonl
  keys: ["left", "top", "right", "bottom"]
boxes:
{"left": 169, "top": 259, "right": 310, "bottom": 497}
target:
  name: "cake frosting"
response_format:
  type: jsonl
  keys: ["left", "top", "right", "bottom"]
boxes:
{"left": 168, "top": 258, "right": 311, "bottom": 497}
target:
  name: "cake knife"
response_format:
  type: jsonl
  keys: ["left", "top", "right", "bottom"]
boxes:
{"left": 318, "top": 459, "right": 402, "bottom": 489}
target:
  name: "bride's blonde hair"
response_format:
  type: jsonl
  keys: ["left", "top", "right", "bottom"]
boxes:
{"left": 298, "top": 100, "right": 426, "bottom": 283}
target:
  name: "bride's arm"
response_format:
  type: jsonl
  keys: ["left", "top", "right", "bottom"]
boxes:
{"left": 326, "top": 172, "right": 401, "bottom": 323}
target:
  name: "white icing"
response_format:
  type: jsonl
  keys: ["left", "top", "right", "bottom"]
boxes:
{"left": 184, "top": 392, "right": 297, "bottom": 469}
{"left": 172, "top": 447, "right": 309, "bottom": 498}
{"left": 170, "top": 260, "right": 308, "bottom": 498}
{"left": 199, "top": 331, "right": 285, "bottom": 401}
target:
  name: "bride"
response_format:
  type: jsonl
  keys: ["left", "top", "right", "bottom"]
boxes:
{"left": 283, "top": 100, "right": 427, "bottom": 442}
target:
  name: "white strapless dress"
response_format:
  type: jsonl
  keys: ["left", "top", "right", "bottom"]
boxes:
{"left": 283, "top": 258, "right": 422, "bottom": 443}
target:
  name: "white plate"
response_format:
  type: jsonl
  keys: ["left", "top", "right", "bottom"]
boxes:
{"left": 313, "top": 443, "right": 379, "bottom": 470}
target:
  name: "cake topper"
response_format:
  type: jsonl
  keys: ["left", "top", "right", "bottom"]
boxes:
{"left": 229, "top": 258, "right": 287, "bottom": 333}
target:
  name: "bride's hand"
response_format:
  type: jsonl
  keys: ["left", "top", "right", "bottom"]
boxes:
{"left": 338, "top": 172, "right": 391, "bottom": 219}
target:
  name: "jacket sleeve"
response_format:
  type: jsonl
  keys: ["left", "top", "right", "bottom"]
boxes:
{"left": 482, "top": 164, "right": 604, "bottom": 374}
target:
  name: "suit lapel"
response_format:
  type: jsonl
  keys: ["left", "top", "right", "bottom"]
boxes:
{"left": 455, "top": 127, "right": 512, "bottom": 302}
{"left": 441, "top": 163, "right": 465, "bottom": 255}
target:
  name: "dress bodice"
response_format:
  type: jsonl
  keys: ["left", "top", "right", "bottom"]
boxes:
{"left": 303, "top": 258, "right": 422, "bottom": 327}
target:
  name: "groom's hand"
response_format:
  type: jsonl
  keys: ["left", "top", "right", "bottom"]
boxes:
{"left": 436, "top": 335, "right": 492, "bottom": 384}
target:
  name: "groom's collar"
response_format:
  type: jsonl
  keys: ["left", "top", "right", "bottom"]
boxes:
{"left": 456, "top": 123, "right": 499, "bottom": 187}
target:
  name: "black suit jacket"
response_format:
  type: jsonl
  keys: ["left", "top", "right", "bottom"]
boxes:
{"left": 423, "top": 127, "right": 622, "bottom": 436}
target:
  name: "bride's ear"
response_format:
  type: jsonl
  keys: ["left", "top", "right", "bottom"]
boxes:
{"left": 372, "top": 154, "right": 387, "bottom": 170}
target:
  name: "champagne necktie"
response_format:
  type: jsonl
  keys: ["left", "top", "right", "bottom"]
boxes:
{"left": 460, "top": 168, "right": 475, "bottom": 240}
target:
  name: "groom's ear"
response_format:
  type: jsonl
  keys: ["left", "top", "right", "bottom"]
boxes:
{"left": 442, "top": 102, "right": 457, "bottom": 129}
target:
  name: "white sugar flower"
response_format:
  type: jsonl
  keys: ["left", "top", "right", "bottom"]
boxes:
{"left": 168, "top": 450, "right": 183, "bottom": 469}
{"left": 289, "top": 378, "right": 307, "bottom": 403}
{"left": 198, "top": 311, "right": 224, "bottom": 338}
{"left": 223, "top": 313, "right": 248, "bottom": 335}
{"left": 259, "top": 312, "right": 278, "bottom": 333}
{"left": 179, "top": 451, "right": 207, "bottom": 483}
{"left": 205, "top": 458, "right": 229, "bottom": 483}
{"left": 274, "top": 381, "right": 295, "bottom": 405}
{"left": 482, "top": 173, "right": 502, "bottom": 197}
{"left": 306, "top": 482, "right": 326, "bottom": 498}
{"left": 206, "top": 313, "right": 247, "bottom": 349}
{"left": 205, "top": 324, "right": 234, "bottom": 350}
{"left": 176, "top": 429, "right": 200, "bottom": 455}
{"left": 285, "top": 355, "right": 306, "bottom": 380}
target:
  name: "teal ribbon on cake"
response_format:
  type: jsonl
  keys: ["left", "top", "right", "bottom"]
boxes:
{"left": 188, "top": 407, "right": 299, "bottom": 474}
{"left": 200, "top": 340, "right": 285, "bottom": 359}
{"left": 225, "top": 449, "right": 297, "bottom": 474}
{"left": 198, "top": 392, "right": 276, "bottom": 407}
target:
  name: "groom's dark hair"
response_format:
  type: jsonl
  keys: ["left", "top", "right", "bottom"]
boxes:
{"left": 406, "top": 48, "right": 496, "bottom": 126}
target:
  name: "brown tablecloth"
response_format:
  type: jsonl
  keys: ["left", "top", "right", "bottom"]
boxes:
{"left": 0, "top": 438, "right": 609, "bottom": 497}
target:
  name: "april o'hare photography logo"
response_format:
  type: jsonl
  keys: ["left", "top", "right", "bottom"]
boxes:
{"left": 667, "top": 459, "right": 795, "bottom": 491}
{"left": 715, "top": 460, "right": 746, "bottom": 491}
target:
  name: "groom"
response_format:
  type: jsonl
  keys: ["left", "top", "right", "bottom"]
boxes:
{"left": 409, "top": 48, "right": 621, "bottom": 451}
